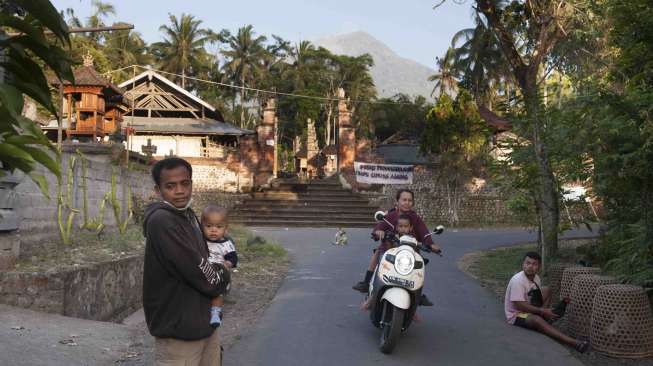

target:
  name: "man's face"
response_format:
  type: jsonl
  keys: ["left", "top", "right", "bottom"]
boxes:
{"left": 155, "top": 166, "right": 192, "bottom": 208}
{"left": 522, "top": 256, "right": 540, "bottom": 277}
{"left": 397, "top": 192, "right": 414, "bottom": 213}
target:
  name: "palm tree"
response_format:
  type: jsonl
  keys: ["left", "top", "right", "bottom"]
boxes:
{"left": 62, "top": 8, "right": 82, "bottom": 28}
{"left": 151, "top": 14, "right": 218, "bottom": 89}
{"left": 429, "top": 47, "right": 459, "bottom": 97}
{"left": 221, "top": 25, "right": 268, "bottom": 127}
{"left": 449, "top": 15, "right": 509, "bottom": 106}
{"left": 86, "top": 0, "right": 115, "bottom": 43}
{"left": 260, "top": 35, "right": 290, "bottom": 88}
{"left": 104, "top": 26, "right": 153, "bottom": 82}
{"left": 287, "top": 40, "right": 316, "bottom": 91}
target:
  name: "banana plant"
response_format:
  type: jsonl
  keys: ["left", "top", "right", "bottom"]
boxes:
{"left": 0, "top": 1, "right": 73, "bottom": 198}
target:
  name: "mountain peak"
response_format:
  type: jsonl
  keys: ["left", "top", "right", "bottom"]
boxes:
{"left": 314, "top": 32, "right": 435, "bottom": 100}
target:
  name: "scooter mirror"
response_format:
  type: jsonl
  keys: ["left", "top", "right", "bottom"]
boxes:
{"left": 433, "top": 225, "right": 445, "bottom": 235}
{"left": 374, "top": 211, "right": 386, "bottom": 221}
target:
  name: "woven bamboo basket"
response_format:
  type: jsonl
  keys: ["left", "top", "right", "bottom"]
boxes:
{"left": 560, "top": 267, "right": 601, "bottom": 300}
{"left": 567, "top": 274, "right": 618, "bottom": 340}
{"left": 546, "top": 263, "right": 577, "bottom": 301}
{"left": 590, "top": 284, "right": 653, "bottom": 358}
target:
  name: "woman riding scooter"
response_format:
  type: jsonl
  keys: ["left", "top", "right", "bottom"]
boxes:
{"left": 353, "top": 189, "right": 441, "bottom": 306}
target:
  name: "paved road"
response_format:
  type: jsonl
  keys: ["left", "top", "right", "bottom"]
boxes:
{"left": 225, "top": 227, "right": 594, "bottom": 366}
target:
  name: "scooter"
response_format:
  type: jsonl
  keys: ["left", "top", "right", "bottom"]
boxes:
{"left": 367, "top": 211, "right": 444, "bottom": 354}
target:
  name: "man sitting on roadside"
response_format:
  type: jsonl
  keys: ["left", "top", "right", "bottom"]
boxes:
{"left": 505, "top": 252, "right": 589, "bottom": 353}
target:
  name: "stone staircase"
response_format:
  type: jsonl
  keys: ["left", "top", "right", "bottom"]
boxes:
{"left": 230, "top": 176, "right": 378, "bottom": 227}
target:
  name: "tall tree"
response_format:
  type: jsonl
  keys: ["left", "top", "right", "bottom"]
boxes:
{"left": 428, "top": 47, "right": 458, "bottom": 97}
{"left": 421, "top": 91, "right": 491, "bottom": 225}
{"left": 221, "top": 25, "right": 268, "bottom": 127}
{"left": 337, "top": 53, "right": 376, "bottom": 136}
{"left": 450, "top": 14, "right": 510, "bottom": 107}
{"left": 104, "top": 26, "right": 152, "bottom": 82}
{"left": 86, "top": 0, "right": 115, "bottom": 43}
{"left": 466, "top": 0, "right": 590, "bottom": 259}
{"left": 151, "top": 13, "right": 219, "bottom": 89}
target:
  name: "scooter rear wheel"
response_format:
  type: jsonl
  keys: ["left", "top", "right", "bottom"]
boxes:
{"left": 379, "top": 301, "right": 404, "bottom": 354}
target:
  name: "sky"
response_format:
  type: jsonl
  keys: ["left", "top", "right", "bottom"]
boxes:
{"left": 51, "top": 0, "right": 475, "bottom": 69}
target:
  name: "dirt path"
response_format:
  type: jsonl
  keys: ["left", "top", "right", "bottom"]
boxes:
{"left": 0, "top": 245, "right": 289, "bottom": 366}
{"left": 120, "top": 258, "right": 289, "bottom": 365}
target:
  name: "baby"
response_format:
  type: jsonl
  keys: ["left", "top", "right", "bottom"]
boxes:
{"left": 201, "top": 204, "right": 238, "bottom": 328}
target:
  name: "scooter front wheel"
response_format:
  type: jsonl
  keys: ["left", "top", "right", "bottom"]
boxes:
{"left": 379, "top": 300, "right": 404, "bottom": 354}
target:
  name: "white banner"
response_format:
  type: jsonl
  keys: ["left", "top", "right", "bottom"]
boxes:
{"left": 354, "top": 162, "right": 414, "bottom": 184}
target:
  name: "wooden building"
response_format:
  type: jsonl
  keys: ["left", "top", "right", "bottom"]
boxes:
{"left": 118, "top": 69, "right": 252, "bottom": 158}
{"left": 44, "top": 53, "right": 129, "bottom": 141}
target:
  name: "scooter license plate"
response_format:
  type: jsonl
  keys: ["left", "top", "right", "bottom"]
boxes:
{"left": 384, "top": 275, "right": 414, "bottom": 288}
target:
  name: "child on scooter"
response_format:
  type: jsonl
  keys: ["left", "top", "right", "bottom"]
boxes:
{"left": 360, "top": 214, "right": 416, "bottom": 310}
{"left": 353, "top": 189, "right": 441, "bottom": 299}
{"left": 201, "top": 205, "right": 238, "bottom": 328}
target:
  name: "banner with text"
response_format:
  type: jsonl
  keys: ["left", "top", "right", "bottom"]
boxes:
{"left": 354, "top": 162, "right": 414, "bottom": 184}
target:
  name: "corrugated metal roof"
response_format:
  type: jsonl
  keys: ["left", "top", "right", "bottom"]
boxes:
{"left": 373, "top": 144, "right": 430, "bottom": 164}
{"left": 125, "top": 116, "right": 253, "bottom": 136}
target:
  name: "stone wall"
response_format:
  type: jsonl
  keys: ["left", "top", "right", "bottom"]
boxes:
{"left": 186, "top": 157, "right": 243, "bottom": 193}
{"left": 0, "top": 254, "right": 143, "bottom": 322}
{"left": 12, "top": 145, "right": 151, "bottom": 258}
{"left": 374, "top": 166, "right": 517, "bottom": 226}
{"left": 193, "top": 191, "right": 249, "bottom": 214}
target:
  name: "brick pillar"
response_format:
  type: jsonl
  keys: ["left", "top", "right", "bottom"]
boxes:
{"left": 255, "top": 98, "right": 276, "bottom": 186}
{"left": 239, "top": 134, "right": 258, "bottom": 192}
{"left": 337, "top": 88, "right": 355, "bottom": 173}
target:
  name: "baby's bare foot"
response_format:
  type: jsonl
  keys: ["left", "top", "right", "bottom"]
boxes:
{"left": 360, "top": 299, "right": 371, "bottom": 310}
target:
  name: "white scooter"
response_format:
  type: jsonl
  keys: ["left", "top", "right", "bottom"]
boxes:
{"left": 367, "top": 211, "right": 444, "bottom": 354}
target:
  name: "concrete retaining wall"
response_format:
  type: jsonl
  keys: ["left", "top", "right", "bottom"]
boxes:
{"left": 0, "top": 254, "right": 143, "bottom": 322}
{"left": 12, "top": 145, "right": 152, "bottom": 259}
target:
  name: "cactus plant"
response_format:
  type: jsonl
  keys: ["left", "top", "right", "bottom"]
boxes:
{"left": 56, "top": 155, "right": 79, "bottom": 245}
{"left": 109, "top": 167, "right": 133, "bottom": 235}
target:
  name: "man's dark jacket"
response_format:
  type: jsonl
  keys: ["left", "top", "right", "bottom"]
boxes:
{"left": 142, "top": 201, "right": 230, "bottom": 340}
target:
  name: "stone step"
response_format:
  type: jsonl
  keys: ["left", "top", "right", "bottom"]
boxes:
{"left": 244, "top": 196, "right": 370, "bottom": 204}
{"left": 237, "top": 204, "right": 376, "bottom": 213}
{"left": 233, "top": 206, "right": 376, "bottom": 214}
{"left": 230, "top": 218, "right": 375, "bottom": 228}
{"left": 232, "top": 176, "right": 374, "bottom": 228}
{"left": 253, "top": 191, "right": 357, "bottom": 199}
{"left": 231, "top": 212, "right": 374, "bottom": 221}
{"left": 273, "top": 177, "right": 341, "bottom": 184}
{"left": 273, "top": 184, "right": 345, "bottom": 192}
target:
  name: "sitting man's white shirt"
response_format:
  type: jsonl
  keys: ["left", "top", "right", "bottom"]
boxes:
{"left": 504, "top": 270, "right": 542, "bottom": 324}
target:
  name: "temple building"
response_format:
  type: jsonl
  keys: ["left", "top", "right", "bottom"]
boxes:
{"left": 44, "top": 53, "right": 130, "bottom": 142}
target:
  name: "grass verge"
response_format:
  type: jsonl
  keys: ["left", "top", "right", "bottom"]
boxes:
{"left": 14, "top": 224, "right": 288, "bottom": 274}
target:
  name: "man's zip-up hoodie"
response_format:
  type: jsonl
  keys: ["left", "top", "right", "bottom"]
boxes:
{"left": 143, "top": 201, "right": 230, "bottom": 340}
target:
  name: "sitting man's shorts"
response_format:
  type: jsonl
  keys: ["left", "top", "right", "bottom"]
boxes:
{"left": 513, "top": 312, "right": 535, "bottom": 329}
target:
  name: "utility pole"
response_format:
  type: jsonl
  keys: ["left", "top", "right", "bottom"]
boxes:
{"left": 125, "top": 65, "right": 136, "bottom": 167}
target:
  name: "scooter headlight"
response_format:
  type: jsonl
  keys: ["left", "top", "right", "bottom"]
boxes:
{"left": 394, "top": 250, "right": 415, "bottom": 275}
